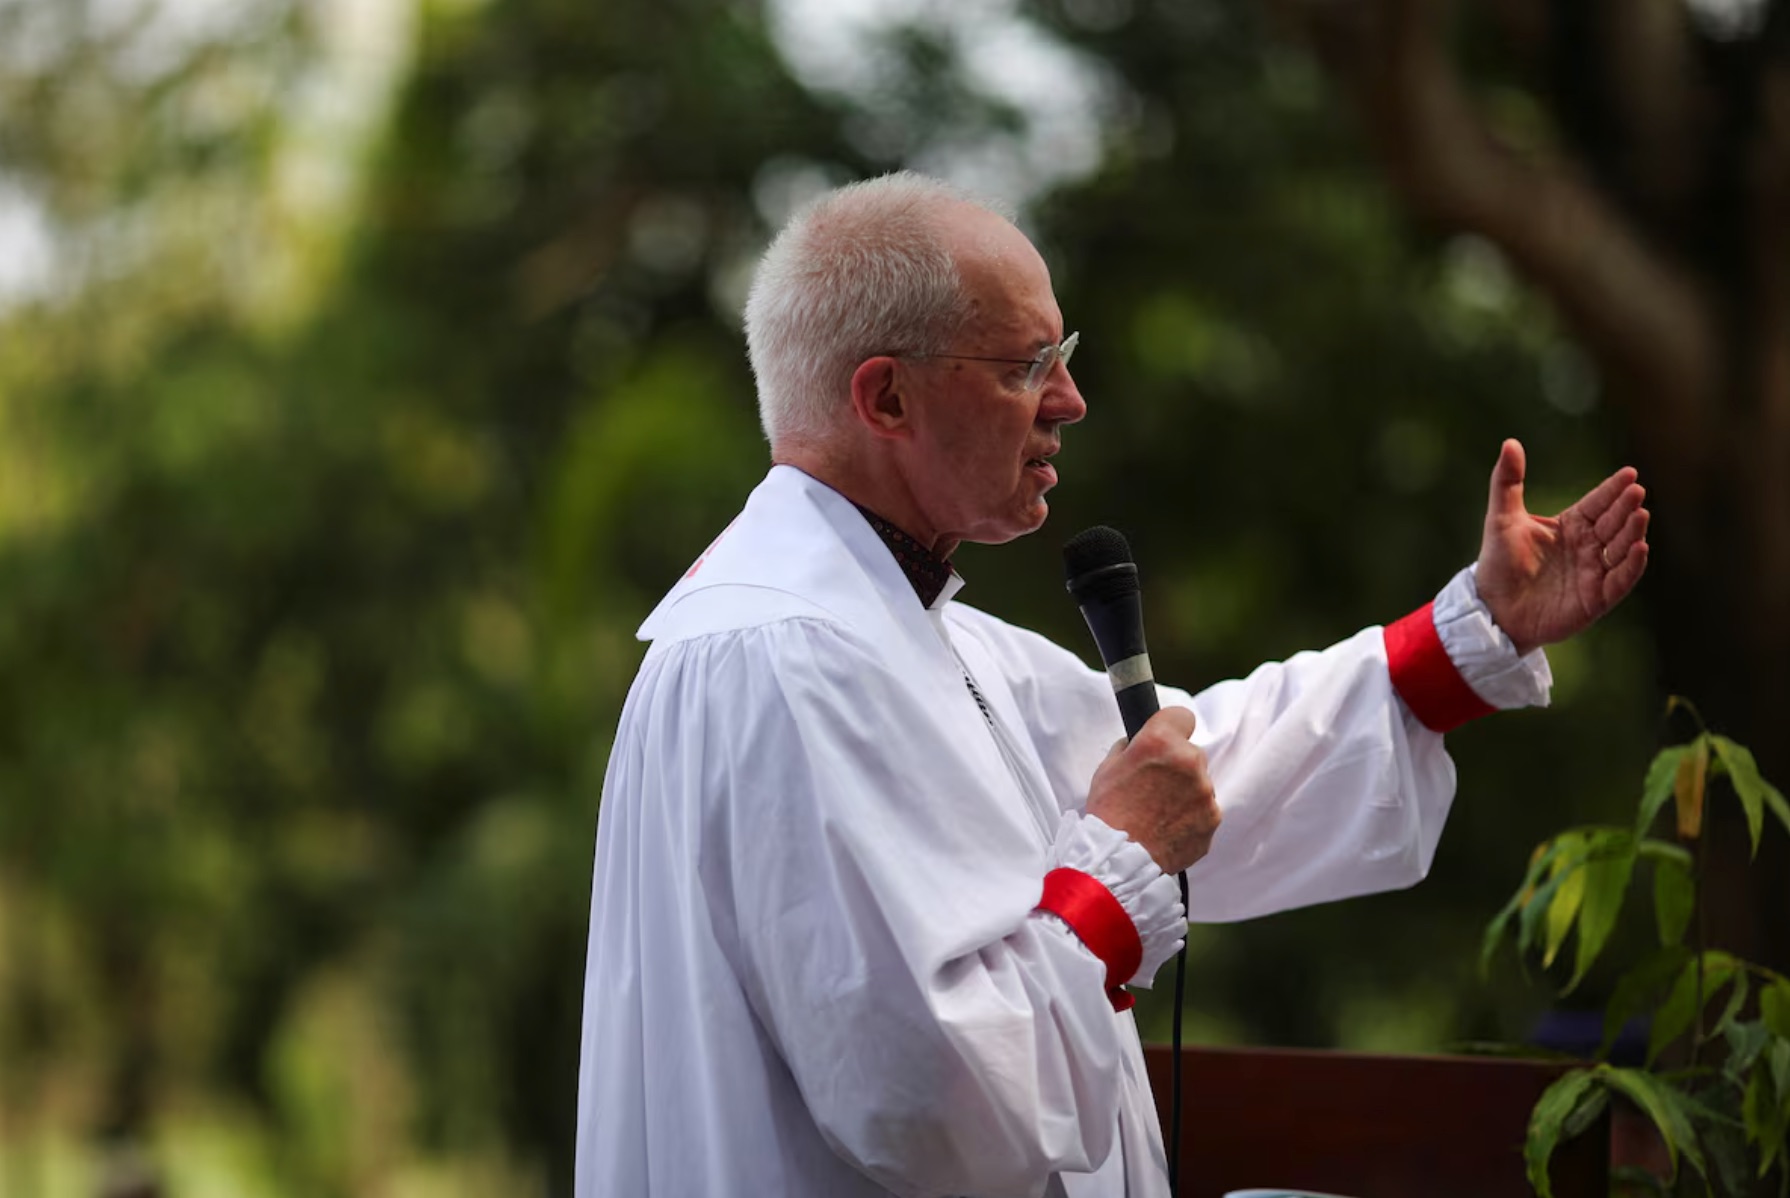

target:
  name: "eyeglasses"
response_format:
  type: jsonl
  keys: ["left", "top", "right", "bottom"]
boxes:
{"left": 913, "top": 331, "right": 1079, "bottom": 392}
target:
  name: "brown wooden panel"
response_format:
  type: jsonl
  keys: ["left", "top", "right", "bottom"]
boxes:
{"left": 1143, "top": 1046, "right": 1609, "bottom": 1198}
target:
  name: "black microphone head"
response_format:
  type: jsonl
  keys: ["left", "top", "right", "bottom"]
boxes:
{"left": 1063, "top": 525, "right": 1140, "bottom": 603}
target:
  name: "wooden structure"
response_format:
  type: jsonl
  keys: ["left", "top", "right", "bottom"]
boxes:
{"left": 1143, "top": 1045, "right": 1610, "bottom": 1198}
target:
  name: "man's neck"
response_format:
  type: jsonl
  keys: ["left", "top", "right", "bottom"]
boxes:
{"left": 773, "top": 445, "right": 958, "bottom": 558}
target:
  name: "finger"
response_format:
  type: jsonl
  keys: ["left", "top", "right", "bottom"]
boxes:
{"left": 1143, "top": 706, "right": 1197, "bottom": 741}
{"left": 1602, "top": 538, "right": 1649, "bottom": 605}
{"left": 1592, "top": 483, "right": 1646, "bottom": 544}
{"left": 1602, "top": 507, "right": 1650, "bottom": 562}
{"left": 1486, "top": 438, "right": 1527, "bottom": 521}
{"left": 1568, "top": 465, "right": 1641, "bottom": 524}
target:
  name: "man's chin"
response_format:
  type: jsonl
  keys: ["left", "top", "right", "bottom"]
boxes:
{"left": 966, "top": 502, "right": 1051, "bottom": 547}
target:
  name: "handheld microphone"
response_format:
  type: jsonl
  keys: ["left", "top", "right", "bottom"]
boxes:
{"left": 1063, "top": 525, "right": 1160, "bottom": 740}
{"left": 1064, "top": 524, "right": 1190, "bottom": 1198}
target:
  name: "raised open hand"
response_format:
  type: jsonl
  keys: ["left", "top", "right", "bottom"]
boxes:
{"left": 1474, "top": 439, "right": 1650, "bottom": 657}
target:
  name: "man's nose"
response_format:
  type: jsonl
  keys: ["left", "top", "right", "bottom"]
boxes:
{"left": 1041, "top": 366, "right": 1087, "bottom": 426}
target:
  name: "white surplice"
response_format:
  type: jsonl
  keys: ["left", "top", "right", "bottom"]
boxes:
{"left": 575, "top": 465, "right": 1549, "bottom": 1198}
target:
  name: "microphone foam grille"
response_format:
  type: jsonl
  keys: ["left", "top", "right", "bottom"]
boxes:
{"left": 1062, "top": 525, "right": 1135, "bottom": 581}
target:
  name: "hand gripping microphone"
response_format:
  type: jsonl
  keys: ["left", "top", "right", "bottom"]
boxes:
{"left": 1063, "top": 525, "right": 1160, "bottom": 741}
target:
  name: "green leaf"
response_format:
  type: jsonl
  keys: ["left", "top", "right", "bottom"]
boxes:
{"left": 1519, "top": 834, "right": 1591, "bottom": 960}
{"left": 1764, "top": 780, "right": 1790, "bottom": 840}
{"left": 1724, "top": 1019, "right": 1772, "bottom": 1077}
{"left": 1610, "top": 1165, "right": 1671, "bottom": 1196}
{"left": 1636, "top": 838, "right": 1694, "bottom": 868}
{"left": 1566, "top": 832, "right": 1637, "bottom": 993}
{"left": 1744, "top": 1061, "right": 1767, "bottom": 1143}
{"left": 1525, "top": 1068, "right": 1602, "bottom": 1198}
{"left": 1652, "top": 852, "right": 1695, "bottom": 948}
{"left": 1670, "top": 1086, "right": 1748, "bottom": 1130}
{"left": 1710, "top": 736, "right": 1768, "bottom": 856}
{"left": 1755, "top": 1039, "right": 1790, "bottom": 1178}
{"left": 1638, "top": 745, "right": 1691, "bottom": 838}
{"left": 1649, "top": 951, "right": 1742, "bottom": 1066}
{"left": 1647, "top": 957, "right": 1699, "bottom": 1065}
{"left": 1763, "top": 978, "right": 1790, "bottom": 1040}
{"left": 1483, "top": 840, "right": 1557, "bottom": 976}
{"left": 1598, "top": 1066, "right": 1707, "bottom": 1184}
{"left": 1718, "top": 733, "right": 1790, "bottom": 842}
{"left": 1561, "top": 1085, "right": 1611, "bottom": 1140}
{"left": 1543, "top": 856, "right": 1587, "bottom": 969}
{"left": 1703, "top": 1106, "right": 1755, "bottom": 1198}
{"left": 1746, "top": 1063, "right": 1783, "bottom": 1177}
{"left": 1712, "top": 968, "right": 1751, "bottom": 1043}
{"left": 1603, "top": 947, "right": 1693, "bottom": 1058}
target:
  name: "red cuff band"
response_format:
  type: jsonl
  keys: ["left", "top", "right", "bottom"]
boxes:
{"left": 1037, "top": 868, "right": 1143, "bottom": 1013}
{"left": 1383, "top": 602, "right": 1497, "bottom": 734}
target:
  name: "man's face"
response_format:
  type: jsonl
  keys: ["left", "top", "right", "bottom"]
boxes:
{"left": 898, "top": 208, "right": 1087, "bottom": 554}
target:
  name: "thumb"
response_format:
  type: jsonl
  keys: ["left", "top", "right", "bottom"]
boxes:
{"left": 1487, "top": 438, "right": 1527, "bottom": 522}
{"left": 1143, "top": 705, "right": 1198, "bottom": 741}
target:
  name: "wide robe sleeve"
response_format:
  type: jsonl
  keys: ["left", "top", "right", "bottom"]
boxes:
{"left": 948, "top": 583, "right": 1535, "bottom": 925}
{"left": 628, "top": 617, "right": 1164, "bottom": 1198}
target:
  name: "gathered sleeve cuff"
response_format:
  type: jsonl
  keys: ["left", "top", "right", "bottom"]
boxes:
{"left": 1384, "top": 565, "right": 1553, "bottom": 733}
{"left": 1432, "top": 565, "right": 1553, "bottom": 711}
{"left": 1036, "top": 812, "right": 1185, "bottom": 1010}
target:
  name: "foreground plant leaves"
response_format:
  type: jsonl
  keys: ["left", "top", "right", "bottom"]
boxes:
{"left": 1567, "top": 832, "right": 1636, "bottom": 993}
{"left": 1650, "top": 848, "right": 1695, "bottom": 948}
{"left": 1637, "top": 744, "right": 1690, "bottom": 840}
{"left": 1602, "top": 947, "right": 1693, "bottom": 1058}
{"left": 1526, "top": 1065, "right": 1706, "bottom": 1198}
{"left": 1525, "top": 1069, "right": 1601, "bottom": 1198}
{"left": 1711, "top": 735, "right": 1790, "bottom": 857}
{"left": 1649, "top": 950, "right": 1744, "bottom": 1066}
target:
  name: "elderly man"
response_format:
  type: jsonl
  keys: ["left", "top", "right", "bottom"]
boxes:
{"left": 574, "top": 172, "right": 1649, "bottom": 1197}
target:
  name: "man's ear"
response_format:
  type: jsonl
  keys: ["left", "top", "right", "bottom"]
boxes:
{"left": 848, "top": 356, "right": 913, "bottom": 440}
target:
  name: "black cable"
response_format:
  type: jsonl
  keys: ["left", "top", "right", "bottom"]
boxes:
{"left": 1169, "top": 870, "right": 1189, "bottom": 1197}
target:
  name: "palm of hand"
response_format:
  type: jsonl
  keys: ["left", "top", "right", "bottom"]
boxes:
{"left": 1474, "top": 441, "right": 1650, "bottom": 657}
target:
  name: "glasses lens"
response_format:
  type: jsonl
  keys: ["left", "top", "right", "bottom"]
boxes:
{"left": 1026, "top": 332, "right": 1079, "bottom": 391}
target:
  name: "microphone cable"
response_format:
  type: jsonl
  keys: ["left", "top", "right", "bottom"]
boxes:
{"left": 1169, "top": 871, "right": 1188, "bottom": 1197}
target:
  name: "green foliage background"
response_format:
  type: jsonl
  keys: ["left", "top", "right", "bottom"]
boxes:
{"left": 0, "top": 0, "right": 1670, "bottom": 1190}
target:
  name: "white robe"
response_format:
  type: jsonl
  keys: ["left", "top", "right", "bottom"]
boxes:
{"left": 575, "top": 465, "right": 1549, "bottom": 1198}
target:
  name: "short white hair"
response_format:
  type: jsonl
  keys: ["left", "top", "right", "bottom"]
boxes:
{"left": 744, "top": 171, "right": 1012, "bottom": 448}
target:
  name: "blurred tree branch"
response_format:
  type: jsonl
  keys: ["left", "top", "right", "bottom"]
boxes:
{"left": 1267, "top": 0, "right": 1719, "bottom": 475}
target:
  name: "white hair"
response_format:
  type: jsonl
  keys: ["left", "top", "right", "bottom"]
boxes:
{"left": 744, "top": 171, "right": 1012, "bottom": 448}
